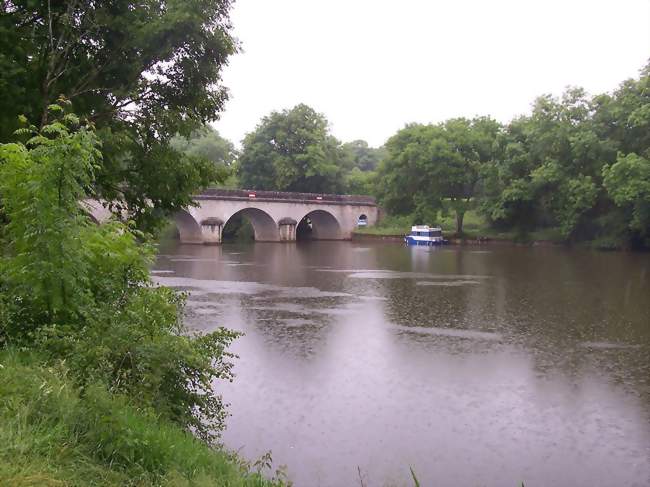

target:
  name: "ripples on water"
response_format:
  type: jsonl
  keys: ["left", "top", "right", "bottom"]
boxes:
{"left": 154, "top": 241, "right": 650, "bottom": 487}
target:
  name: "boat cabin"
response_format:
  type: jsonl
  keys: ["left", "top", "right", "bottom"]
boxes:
{"left": 404, "top": 225, "right": 445, "bottom": 245}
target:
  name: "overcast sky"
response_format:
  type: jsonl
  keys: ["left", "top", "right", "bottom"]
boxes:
{"left": 213, "top": 0, "right": 650, "bottom": 147}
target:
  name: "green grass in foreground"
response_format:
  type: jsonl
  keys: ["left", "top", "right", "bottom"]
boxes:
{"left": 0, "top": 349, "right": 286, "bottom": 487}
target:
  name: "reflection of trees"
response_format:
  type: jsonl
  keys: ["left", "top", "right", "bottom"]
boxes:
{"left": 157, "top": 238, "right": 650, "bottom": 418}
{"left": 375, "top": 245, "right": 650, "bottom": 402}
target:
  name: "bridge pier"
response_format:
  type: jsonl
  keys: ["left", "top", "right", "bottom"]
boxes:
{"left": 200, "top": 217, "right": 224, "bottom": 245}
{"left": 278, "top": 218, "right": 297, "bottom": 242}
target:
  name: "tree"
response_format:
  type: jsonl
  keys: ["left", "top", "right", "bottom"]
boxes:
{"left": 376, "top": 123, "right": 442, "bottom": 219}
{"left": 377, "top": 118, "right": 501, "bottom": 233}
{"left": 238, "top": 104, "right": 350, "bottom": 193}
{"left": 170, "top": 126, "right": 237, "bottom": 167}
{"left": 480, "top": 87, "right": 612, "bottom": 238}
{"left": 435, "top": 117, "right": 502, "bottom": 234}
{"left": 345, "top": 167, "right": 376, "bottom": 195}
{"left": 378, "top": 61, "right": 650, "bottom": 246}
{"left": 603, "top": 153, "right": 650, "bottom": 239}
{"left": 170, "top": 125, "right": 238, "bottom": 186}
{"left": 342, "top": 139, "right": 386, "bottom": 171}
{"left": 0, "top": 0, "right": 237, "bottom": 230}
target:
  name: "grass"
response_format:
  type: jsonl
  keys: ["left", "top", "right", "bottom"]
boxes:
{"left": 355, "top": 210, "right": 490, "bottom": 237}
{"left": 355, "top": 210, "right": 565, "bottom": 244}
{"left": 0, "top": 349, "right": 286, "bottom": 487}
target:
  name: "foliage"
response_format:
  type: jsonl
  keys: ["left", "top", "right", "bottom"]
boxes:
{"left": 96, "top": 128, "right": 221, "bottom": 232}
{"left": 0, "top": 350, "right": 287, "bottom": 486}
{"left": 480, "top": 87, "right": 610, "bottom": 238}
{"left": 375, "top": 124, "right": 441, "bottom": 217}
{"left": 603, "top": 153, "right": 650, "bottom": 239}
{"left": 376, "top": 117, "right": 501, "bottom": 233}
{"left": 342, "top": 139, "right": 386, "bottom": 172}
{"left": 171, "top": 126, "right": 237, "bottom": 167}
{"left": 0, "top": 102, "right": 100, "bottom": 330}
{"left": 377, "top": 61, "right": 650, "bottom": 247}
{"left": 345, "top": 167, "right": 377, "bottom": 195}
{"left": 355, "top": 210, "right": 493, "bottom": 239}
{"left": 0, "top": 0, "right": 237, "bottom": 230}
{"left": 0, "top": 110, "right": 238, "bottom": 443}
{"left": 170, "top": 125, "right": 238, "bottom": 187}
{"left": 238, "top": 104, "right": 351, "bottom": 193}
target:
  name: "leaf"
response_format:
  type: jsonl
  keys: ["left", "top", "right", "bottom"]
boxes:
{"left": 409, "top": 466, "right": 421, "bottom": 487}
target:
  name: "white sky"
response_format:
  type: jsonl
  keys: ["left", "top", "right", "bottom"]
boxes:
{"left": 213, "top": 0, "right": 650, "bottom": 148}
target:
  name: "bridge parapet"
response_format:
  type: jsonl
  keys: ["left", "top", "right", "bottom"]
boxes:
{"left": 196, "top": 188, "right": 376, "bottom": 206}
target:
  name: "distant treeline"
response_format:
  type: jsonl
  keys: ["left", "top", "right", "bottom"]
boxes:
{"left": 183, "top": 62, "right": 649, "bottom": 248}
{"left": 375, "top": 63, "right": 650, "bottom": 249}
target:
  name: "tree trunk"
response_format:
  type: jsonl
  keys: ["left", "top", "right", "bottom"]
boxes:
{"left": 455, "top": 211, "right": 465, "bottom": 235}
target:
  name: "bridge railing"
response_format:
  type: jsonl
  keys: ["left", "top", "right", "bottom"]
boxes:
{"left": 195, "top": 188, "right": 376, "bottom": 206}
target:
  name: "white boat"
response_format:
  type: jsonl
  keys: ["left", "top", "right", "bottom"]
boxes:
{"left": 404, "top": 225, "right": 445, "bottom": 245}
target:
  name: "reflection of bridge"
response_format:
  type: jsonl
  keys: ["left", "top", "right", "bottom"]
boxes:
{"left": 88, "top": 189, "right": 378, "bottom": 244}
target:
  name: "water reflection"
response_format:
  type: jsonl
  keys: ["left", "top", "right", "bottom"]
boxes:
{"left": 154, "top": 240, "right": 650, "bottom": 487}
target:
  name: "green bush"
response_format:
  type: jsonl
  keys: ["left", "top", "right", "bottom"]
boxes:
{"left": 0, "top": 106, "right": 238, "bottom": 443}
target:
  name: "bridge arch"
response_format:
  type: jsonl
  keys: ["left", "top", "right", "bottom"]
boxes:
{"left": 297, "top": 209, "right": 342, "bottom": 240}
{"left": 224, "top": 207, "right": 279, "bottom": 242}
{"left": 174, "top": 210, "right": 203, "bottom": 243}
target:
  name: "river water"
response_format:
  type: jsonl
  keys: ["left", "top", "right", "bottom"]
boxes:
{"left": 153, "top": 240, "right": 650, "bottom": 487}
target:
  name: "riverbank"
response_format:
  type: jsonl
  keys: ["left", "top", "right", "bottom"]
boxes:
{"left": 354, "top": 211, "right": 568, "bottom": 247}
{"left": 352, "top": 231, "right": 567, "bottom": 247}
{"left": 0, "top": 349, "right": 286, "bottom": 487}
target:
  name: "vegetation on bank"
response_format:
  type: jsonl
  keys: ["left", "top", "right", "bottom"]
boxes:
{"left": 0, "top": 350, "right": 285, "bottom": 487}
{"left": 354, "top": 211, "right": 566, "bottom": 244}
{"left": 373, "top": 67, "right": 650, "bottom": 250}
{"left": 0, "top": 110, "right": 285, "bottom": 486}
{"left": 0, "top": 3, "right": 288, "bottom": 483}
{"left": 225, "top": 63, "right": 650, "bottom": 250}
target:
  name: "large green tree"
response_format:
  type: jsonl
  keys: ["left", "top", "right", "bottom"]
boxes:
{"left": 603, "top": 153, "right": 650, "bottom": 242}
{"left": 170, "top": 126, "right": 237, "bottom": 167}
{"left": 342, "top": 139, "right": 386, "bottom": 172}
{"left": 238, "top": 104, "right": 350, "bottom": 193}
{"left": 170, "top": 125, "right": 238, "bottom": 186}
{"left": 376, "top": 123, "right": 441, "bottom": 218}
{"left": 377, "top": 117, "right": 501, "bottom": 233}
{"left": 481, "top": 87, "right": 616, "bottom": 238}
{"left": 0, "top": 0, "right": 237, "bottom": 229}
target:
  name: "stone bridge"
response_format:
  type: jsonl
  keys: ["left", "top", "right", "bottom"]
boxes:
{"left": 88, "top": 189, "right": 378, "bottom": 244}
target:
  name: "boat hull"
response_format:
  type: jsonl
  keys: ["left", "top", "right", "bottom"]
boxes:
{"left": 404, "top": 236, "right": 445, "bottom": 246}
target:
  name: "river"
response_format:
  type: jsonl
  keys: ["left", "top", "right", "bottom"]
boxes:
{"left": 153, "top": 240, "right": 650, "bottom": 487}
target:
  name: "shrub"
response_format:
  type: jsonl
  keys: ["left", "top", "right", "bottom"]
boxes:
{"left": 0, "top": 105, "right": 238, "bottom": 443}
